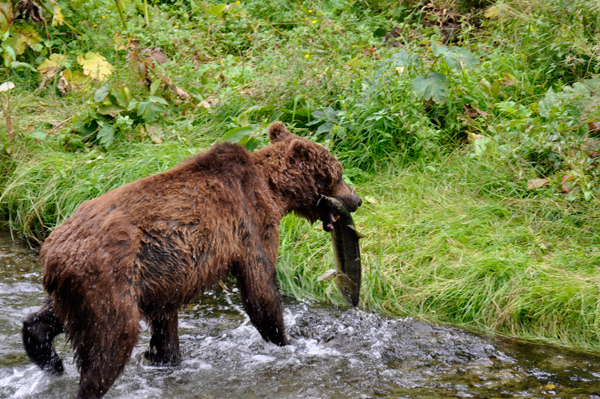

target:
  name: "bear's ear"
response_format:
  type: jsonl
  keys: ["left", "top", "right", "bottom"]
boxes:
{"left": 268, "top": 122, "right": 292, "bottom": 144}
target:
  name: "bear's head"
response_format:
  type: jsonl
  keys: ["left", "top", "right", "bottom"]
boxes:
{"left": 254, "top": 122, "right": 361, "bottom": 229}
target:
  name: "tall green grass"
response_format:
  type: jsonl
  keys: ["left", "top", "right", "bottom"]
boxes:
{"left": 277, "top": 153, "right": 600, "bottom": 350}
{"left": 0, "top": 143, "right": 198, "bottom": 240}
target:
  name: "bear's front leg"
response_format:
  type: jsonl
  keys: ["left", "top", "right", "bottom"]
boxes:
{"left": 144, "top": 310, "right": 181, "bottom": 366}
{"left": 233, "top": 255, "right": 288, "bottom": 346}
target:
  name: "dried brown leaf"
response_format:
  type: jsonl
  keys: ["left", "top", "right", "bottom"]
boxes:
{"left": 140, "top": 48, "right": 169, "bottom": 64}
{"left": 466, "top": 131, "right": 484, "bottom": 142}
{"left": 588, "top": 121, "right": 600, "bottom": 135}
{"left": 561, "top": 175, "right": 574, "bottom": 194}
{"left": 527, "top": 178, "right": 549, "bottom": 190}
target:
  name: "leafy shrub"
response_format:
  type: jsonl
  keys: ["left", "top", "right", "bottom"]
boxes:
{"left": 485, "top": 0, "right": 600, "bottom": 83}
{"left": 490, "top": 79, "right": 600, "bottom": 200}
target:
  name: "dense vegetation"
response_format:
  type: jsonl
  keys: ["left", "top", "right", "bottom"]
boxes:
{"left": 1, "top": 0, "right": 600, "bottom": 351}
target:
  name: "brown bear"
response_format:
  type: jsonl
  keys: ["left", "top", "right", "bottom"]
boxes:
{"left": 22, "top": 122, "right": 361, "bottom": 399}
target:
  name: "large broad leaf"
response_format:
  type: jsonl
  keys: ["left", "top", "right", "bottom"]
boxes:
{"left": 97, "top": 104, "right": 125, "bottom": 116}
{"left": 412, "top": 73, "right": 448, "bottom": 103}
{"left": 389, "top": 50, "right": 421, "bottom": 68}
{"left": 97, "top": 124, "right": 115, "bottom": 148}
{"left": 527, "top": 178, "right": 549, "bottom": 190}
{"left": 446, "top": 47, "right": 479, "bottom": 70}
{"left": 135, "top": 100, "right": 167, "bottom": 124}
{"left": 93, "top": 83, "right": 110, "bottom": 103}
{"left": 77, "top": 52, "right": 113, "bottom": 81}
{"left": 431, "top": 41, "right": 479, "bottom": 71}
{"left": 315, "top": 122, "right": 335, "bottom": 135}
{"left": 110, "top": 86, "right": 133, "bottom": 108}
{"left": 431, "top": 41, "right": 451, "bottom": 58}
{"left": 222, "top": 125, "right": 263, "bottom": 151}
{"left": 37, "top": 54, "right": 66, "bottom": 79}
{"left": 201, "top": 2, "right": 226, "bottom": 16}
{"left": 10, "top": 61, "right": 36, "bottom": 72}
{"left": 3, "top": 24, "right": 40, "bottom": 62}
{"left": 0, "top": 2, "right": 14, "bottom": 34}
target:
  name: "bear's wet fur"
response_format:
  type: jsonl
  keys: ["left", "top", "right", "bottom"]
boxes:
{"left": 22, "top": 122, "right": 361, "bottom": 399}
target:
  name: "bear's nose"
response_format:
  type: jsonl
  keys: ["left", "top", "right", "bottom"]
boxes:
{"left": 353, "top": 192, "right": 362, "bottom": 210}
{"left": 344, "top": 192, "right": 362, "bottom": 212}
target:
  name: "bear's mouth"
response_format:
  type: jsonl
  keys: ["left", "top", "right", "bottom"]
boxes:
{"left": 316, "top": 195, "right": 357, "bottom": 232}
{"left": 316, "top": 196, "right": 338, "bottom": 232}
{"left": 334, "top": 193, "right": 362, "bottom": 213}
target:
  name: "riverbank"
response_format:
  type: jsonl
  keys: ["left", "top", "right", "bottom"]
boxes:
{"left": 1, "top": 0, "right": 600, "bottom": 351}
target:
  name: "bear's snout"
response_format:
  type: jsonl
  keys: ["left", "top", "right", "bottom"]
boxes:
{"left": 337, "top": 191, "right": 362, "bottom": 213}
{"left": 329, "top": 178, "right": 361, "bottom": 213}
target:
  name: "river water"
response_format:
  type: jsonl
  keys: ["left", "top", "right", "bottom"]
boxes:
{"left": 1, "top": 230, "right": 600, "bottom": 398}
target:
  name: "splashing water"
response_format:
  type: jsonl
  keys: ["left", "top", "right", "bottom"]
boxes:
{"left": 1, "top": 231, "right": 600, "bottom": 398}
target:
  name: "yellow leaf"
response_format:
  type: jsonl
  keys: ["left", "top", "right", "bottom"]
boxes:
{"left": 37, "top": 54, "right": 66, "bottom": 79}
{"left": 49, "top": 0, "right": 64, "bottom": 27}
{"left": 499, "top": 73, "right": 517, "bottom": 87}
{"left": 113, "top": 36, "right": 126, "bottom": 51}
{"left": 11, "top": 24, "right": 41, "bottom": 55}
{"left": 58, "top": 69, "right": 91, "bottom": 93}
{"left": 77, "top": 52, "right": 113, "bottom": 81}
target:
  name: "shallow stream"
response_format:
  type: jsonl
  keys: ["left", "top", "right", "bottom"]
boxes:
{"left": 1, "top": 230, "right": 600, "bottom": 398}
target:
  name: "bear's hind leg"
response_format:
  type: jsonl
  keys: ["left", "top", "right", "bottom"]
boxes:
{"left": 144, "top": 310, "right": 181, "bottom": 366}
{"left": 73, "top": 294, "right": 141, "bottom": 399}
{"left": 22, "top": 299, "right": 65, "bottom": 374}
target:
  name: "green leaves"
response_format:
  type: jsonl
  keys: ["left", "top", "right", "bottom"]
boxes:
{"left": 431, "top": 41, "right": 479, "bottom": 71}
{"left": 97, "top": 124, "right": 114, "bottom": 147}
{"left": 411, "top": 73, "right": 448, "bottom": 104}
{"left": 71, "top": 83, "right": 170, "bottom": 149}
{"left": 192, "top": 1, "right": 240, "bottom": 18}
{"left": 409, "top": 42, "right": 479, "bottom": 103}
{"left": 130, "top": 96, "right": 169, "bottom": 124}
{"left": 223, "top": 126, "right": 255, "bottom": 142}
{"left": 93, "top": 84, "right": 110, "bottom": 103}
{"left": 223, "top": 125, "right": 262, "bottom": 151}
{"left": 2, "top": 24, "right": 40, "bottom": 64}
{"left": 389, "top": 50, "right": 421, "bottom": 69}
{"left": 381, "top": 41, "right": 479, "bottom": 104}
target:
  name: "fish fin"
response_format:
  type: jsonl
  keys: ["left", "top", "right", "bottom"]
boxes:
{"left": 347, "top": 224, "right": 367, "bottom": 239}
{"left": 317, "top": 269, "right": 337, "bottom": 281}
